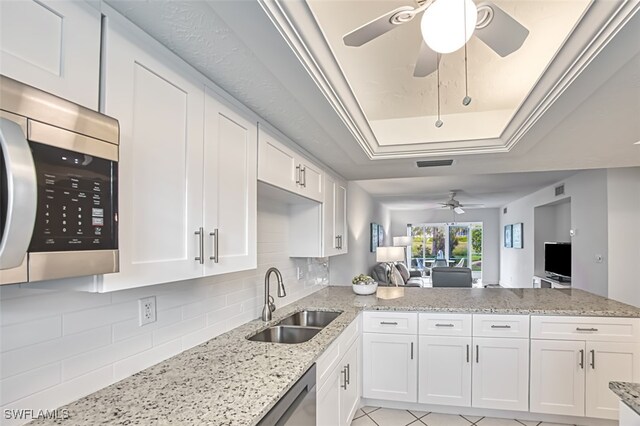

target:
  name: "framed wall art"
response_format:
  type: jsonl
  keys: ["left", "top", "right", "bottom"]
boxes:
{"left": 504, "top": 224, "right": 513, "bottom": 248}
{"left": 512, "top": 223, "right": 523, "bottom": 249}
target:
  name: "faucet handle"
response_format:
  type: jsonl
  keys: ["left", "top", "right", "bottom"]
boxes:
{"left": 268, "top": 295, "right": 276, "bottom": 312}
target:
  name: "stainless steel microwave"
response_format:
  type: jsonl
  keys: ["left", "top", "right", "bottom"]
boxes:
{"left": 0, "top": 75, "right": 119, "bottom": 284}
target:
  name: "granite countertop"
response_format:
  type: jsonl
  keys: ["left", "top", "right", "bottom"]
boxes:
{"left": 610, "top": 382, "right": 640, "bottom": 415}
{"left": 30, "top": 287, "right": 640, "bottom": 426}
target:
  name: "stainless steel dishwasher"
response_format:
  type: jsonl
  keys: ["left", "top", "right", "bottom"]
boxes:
{"left": 258, "top": 364, "right": 316, "bottom": 426}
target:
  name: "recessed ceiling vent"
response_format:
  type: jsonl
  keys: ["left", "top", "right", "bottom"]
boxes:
{"left": 555, "top": 184, "right": 565, "bottom": 196}
{"left": 416, "top": 159, "right": 454, "bottom": 168}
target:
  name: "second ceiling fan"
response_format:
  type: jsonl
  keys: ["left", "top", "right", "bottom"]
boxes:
{"left": 343, "top": 0, "right": 529, "bottom": 77}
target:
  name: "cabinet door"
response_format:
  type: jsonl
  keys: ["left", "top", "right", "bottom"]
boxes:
{"left": 323, "top": 174, "right": 338, "bottom": 257}
{"left": 203, "top": 90, "right": 257, "bottom": 275}
{"left": 362, "top": 333, "right": 417, "bottom": 402}
{"left": 0, "top": 0, "right": 100, "bottom": 109}
{"left": 530, "top": 339, "right": 585, "bottom": 417}
{"left": 335, "top": 181, "right": 347, "bottom": 252}
{"left": 299, "top": 159, "right": 323, "bottom": 202}
{"left": 340, "top": 340, "right": 359, "bottom": 426}
{"left": 472, "top": 337, "right": 529, "bottom": 411}
{"left": 101, "top": 18, "right": 204, "bottom": 291}
{"left": 317, "top": 365, "right": 341, "bottom": 426}
{"left": 257, "top": 128, "right": 298, "bottom": 193}
{"left": 419, "top": 336, "right": 471, "bottom": 407}
{"left": 586, "top": 342, "right": 640, "bottom": 420}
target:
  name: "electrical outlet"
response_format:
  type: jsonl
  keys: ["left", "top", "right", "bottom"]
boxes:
{"left": 297, "top": 267, "right": 304, "bottom": 280}
{"left": 139, "top": 296, "right": 157, "bottom": 326}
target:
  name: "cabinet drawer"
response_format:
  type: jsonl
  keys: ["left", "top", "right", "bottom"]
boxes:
{"left": 531, "top": 316, "right": 640, "bottom": 342}
{"left": 473, "top": 314, "right": 530, "bottom": 338}
{"left": 419, "top": 313, "right": 472, "bottom": 336}
{"left": 363, "top": 311, "right": 418, "bottom": 335}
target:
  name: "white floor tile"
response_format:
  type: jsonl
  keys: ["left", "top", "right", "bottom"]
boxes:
{"left": 539, "top": 423, "right": 574, "bottom": 426}
{"left": 515, "top": 420, "right": 541, "bottom": 426}
{"left": 352, "top": 415, "right": 378, "bottom": 426}
{"left": 476, "top": 418, "right": 525, "bottom": 426}
{"left": 421, "top": 413, "right": 475, "bottom": 426}
{"left": 461, "top": 415, "right": 483, "bottom": 423}
{"left": 409, "top": 409, "right": 430, "bottom": 419}
{"left": 368, "top": 408, "right": 417, "bottom": 426}
{"left": 361, "top": 406, "right": 380, "bottom": 414}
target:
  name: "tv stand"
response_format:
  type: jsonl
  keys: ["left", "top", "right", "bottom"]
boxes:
{"left": 533, "top": 275, "right": 572, "bottom": 289}
{"left": 546, "top": 274, "right": 571, "bottom": 283}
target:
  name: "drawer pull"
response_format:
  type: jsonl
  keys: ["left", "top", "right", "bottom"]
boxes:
{"left": 490, "top": 325, "right": 511, "bottom": 329}
{"left": 466, "top": 344, "right": 470, "bottom": 363}
{"left": 590, "top": 350, "right": 595, "bottom": 369}
{"left": 435, "top": 323, "right": 455, "bottom": 327}
{"left": 476, "top": 345, "right": 479, "bottom": 363}
{"left": 410, "top": 342, "right": 414, "bottom": 360}
{"left": 579, "top": 349, "right": 584, "bottom": 369}
{"left": 380, "top": 321, "right": 398, "bottom": 325}
{"left": 576, "top": 327, "right": 599, "bottom": 332}
{"left": 341, "top": 367, "right": 347, "bottom": 390}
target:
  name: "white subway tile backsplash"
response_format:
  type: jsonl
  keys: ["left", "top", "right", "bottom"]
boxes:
{"left": 1, "top": 364, "right": 61, "bottom": 406}
{"left": 62, "top": 334, "right": 152, "bottom": 380}
{"left": 0, "top": 200, "right": 329, "bottom": 422}
{"left": 1, "top": 326, "right": 111, "bottom": 380}
{"left": 1, "top": 316, "right": 62, "bottom": 352}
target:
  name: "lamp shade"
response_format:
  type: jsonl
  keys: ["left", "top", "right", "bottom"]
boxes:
{"left": 393, "top": 236, "right": 412, "bottom": 247}
{"left": 421, "top": 0, "right": 477, "bottom": 54}
{"left": 376, "top": 246, "right": 405, "bottom": 263}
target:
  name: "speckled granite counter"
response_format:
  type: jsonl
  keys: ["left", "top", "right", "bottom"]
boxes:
{"left": 610, "top": 382, "right": 640, "bottom": 415}
{"left": 29, "top": 287, "right": 640, "bottom": 426}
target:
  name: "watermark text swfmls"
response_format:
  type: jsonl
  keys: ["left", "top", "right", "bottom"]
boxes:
{"left": 4, "top": 409, "right": 70, "bottom": 420}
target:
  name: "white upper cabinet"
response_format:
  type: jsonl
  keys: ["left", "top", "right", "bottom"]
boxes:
{"left": 0, "top": 0, "right": 101, "bottom": 109}
{"left": 257, "top": 127, "right": 324, "bottom": 202}
{"left": 203, "top": 88, "right": 257, "bottom": 275}
{"left": 324, "top": 173, "right": 348, "bottom": 256}
{"left": 98, "top": 16, "right": 256, "bottom": 291}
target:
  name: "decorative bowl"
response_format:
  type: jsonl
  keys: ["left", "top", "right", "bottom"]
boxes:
{"left": 352, "top": 282, "right": 378, "bottom": 295}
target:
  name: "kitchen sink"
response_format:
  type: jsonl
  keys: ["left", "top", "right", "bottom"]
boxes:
{"left": 247, "top": 310, "right": 342, "bottom": 344}
{"left": 277, "top": 310, "right": 341, "bottom": 328}
{"left": 248, "top": 325, "right": 321, "bottom": 344}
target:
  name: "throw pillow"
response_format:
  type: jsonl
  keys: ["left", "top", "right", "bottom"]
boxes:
{"left": 395, "top": 263, "right": 410, "bottom": 283}
{"left": 390, "top": 265, "right": 404, "bottom": 286}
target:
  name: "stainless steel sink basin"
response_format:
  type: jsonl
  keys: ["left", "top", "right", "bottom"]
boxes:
{"left": 277, "top": 310, "right": 341, "bottom": 328}
{"left": 248, "top": 325, "right": 321, "bottom": 344}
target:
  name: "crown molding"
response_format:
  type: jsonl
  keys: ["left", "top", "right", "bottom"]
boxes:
{"left": 258, "top": 0, "right": 640, "bottom": 160}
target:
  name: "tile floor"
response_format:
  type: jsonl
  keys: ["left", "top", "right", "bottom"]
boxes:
{"left": 351, "top": 407, "right": 575, "bottom": 426}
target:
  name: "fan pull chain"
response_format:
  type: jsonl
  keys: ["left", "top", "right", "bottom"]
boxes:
{"left": 462, "top": 0, "right": 471, "bottom": 106}
{"left": 435, "top": 53, "right": 443, "bottom": 128}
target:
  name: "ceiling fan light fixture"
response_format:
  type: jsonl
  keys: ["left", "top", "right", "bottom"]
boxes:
{"left": 421, "top": 0, "right": 477, "bottom": 54}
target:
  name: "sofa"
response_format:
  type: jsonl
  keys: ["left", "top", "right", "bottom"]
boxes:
{"left": 371, "top": 263, "right": 423, "bottom": 287}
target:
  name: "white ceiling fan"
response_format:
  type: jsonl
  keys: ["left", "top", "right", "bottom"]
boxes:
{"left": 343, "top": 0, "right": 529, "bottom": 77}
{"left": 438, "top": 191, "right": 484, "bottom": 214}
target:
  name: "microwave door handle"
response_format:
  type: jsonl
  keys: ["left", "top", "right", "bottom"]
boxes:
{"left": 0, "top": 118, "right": 37, "bottom": 270}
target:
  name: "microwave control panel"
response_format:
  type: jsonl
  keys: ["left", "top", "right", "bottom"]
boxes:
{"left": 28, "top": 142, "right": 118, "bottom": 252}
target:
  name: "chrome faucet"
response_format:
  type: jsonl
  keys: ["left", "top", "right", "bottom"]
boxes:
{"left": 262, "top": 267, "right": 286, "bottom": 321}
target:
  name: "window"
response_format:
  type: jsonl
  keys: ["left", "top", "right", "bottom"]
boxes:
{"left": 408, "top": 222, "right": 483, "bottom": 283}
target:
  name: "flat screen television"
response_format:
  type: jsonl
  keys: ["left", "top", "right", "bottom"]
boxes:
{"left": 544, "top": 242, "right": 571, "bottom": 281}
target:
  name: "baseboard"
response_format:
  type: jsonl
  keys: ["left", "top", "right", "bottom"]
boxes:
{"left": 360, "top": 398, "right": 618, "bottom": 426}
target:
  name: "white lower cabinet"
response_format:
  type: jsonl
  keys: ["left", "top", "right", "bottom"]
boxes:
{"left": 471, "top": 337, "right": 530, "bottom": 411}
{"left": 362, "top": 333, "right": 417, "bottom": 402}
{"left": 418, "top": 336, "right": 471, "bottom": 407}
{"left": 316, "top": 319, "right": 361, "bottom": 426}
{"left": 530, "top": 316, "right": 640, "bottom": 420}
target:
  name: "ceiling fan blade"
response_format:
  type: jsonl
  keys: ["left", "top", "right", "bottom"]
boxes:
{"left": 454, "top": 207, "right": 465, "bottom": 214}
{"left": 474, "top": 2, "right": 529, "bottom": 57}
{"left": 461, "top": 203, "right": 485, "bottom": 207}
{"left": 343, "top": 6, "right": 414, "bottom": 47}
{"left": 413, "top": 42, "right": 439, "bottom": 77}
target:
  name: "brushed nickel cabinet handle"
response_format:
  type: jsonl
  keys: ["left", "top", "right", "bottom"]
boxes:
{"left": 380, "top": 321, "right": 398, "bottom": 325}
{"left": 295, "top": 165, "right": 301, "bottom": 184}
{"left": 576, "top": 327, "right": 598, "bottom": 332}
{"left": 466, "top": 344, "right": 470, "bottom": 363}
{"left": 476, "top": 345, "right": 479, "bottom": 363}
{"left": 341, "top": 368, "right": 348, "bottom": 390}
{"left": 209, "top": 229, "right": 219, "bottom": 263}
{"left": 435, "top": 323, "right": 455, "bottom": 327}
{"left": 579, "top": 349, "right": 584, "bottom": 369}
{"left": 194, "top": 228, "right": 204, "bottom": 264}
{"left": 410, "top": 342, "right": 414, "bottom": 360}
{"left": 590, "top": 349, "right": 595, "bottom": 369}
{"left": 491, "top": 325, "right": 512, "bottom": 329}
{"left": 301, "top": 166, "right": 306, "bottom": 187}
{"left": 346, "top": 363, "right": 351, "bottom": 385}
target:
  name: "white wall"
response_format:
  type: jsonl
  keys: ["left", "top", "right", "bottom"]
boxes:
{"left": 500, "top": 169, "right": 608, "bottom": 295}
{"left": 388, "top": 208, "right": 501, "bottom": 284}
{"left": 0, "top": 197, "right": 328, "bottom": 423}
{"left": 330, "top": 182, "right": 391, "bottom": 285}
{"left": 607, "top": 167, "right": 640, "bottom": 307}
